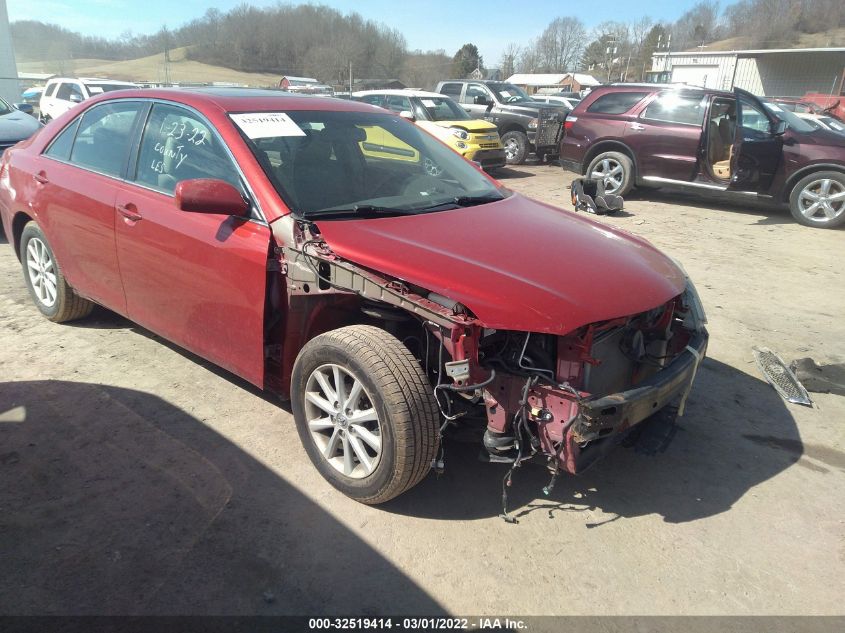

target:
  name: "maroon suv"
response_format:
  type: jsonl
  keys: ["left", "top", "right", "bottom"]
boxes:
{"left": 560, "top": 85, "right": 845, "bottom": 228}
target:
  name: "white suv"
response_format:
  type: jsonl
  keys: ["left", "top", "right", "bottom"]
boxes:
{"left": 39, "top": 77, "right": 138, "bottom": 123}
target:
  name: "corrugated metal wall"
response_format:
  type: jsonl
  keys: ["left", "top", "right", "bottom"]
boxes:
{"left": 0, "top": 0, "right": 21, "bottom": 104}
{"left": 655, "top": 50, "right": 845, "bottom": 97}
{"left": 739, "top": 52, "right": 844, "bottom": 96}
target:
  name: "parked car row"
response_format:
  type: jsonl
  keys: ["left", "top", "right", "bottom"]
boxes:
{"left": 0, "top": 87, "right": 708, "bottom": 504}
{"left": 559, "top": 83, "right": 845, "bottom": 228}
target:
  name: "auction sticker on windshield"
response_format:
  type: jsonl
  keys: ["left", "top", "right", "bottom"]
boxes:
{"left": 230, "top": 112, "right": 306, "bottom": 138}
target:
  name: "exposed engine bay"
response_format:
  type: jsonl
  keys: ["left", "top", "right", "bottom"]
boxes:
{"left": 272, "top": 218, "right": 708, "bottom": 520}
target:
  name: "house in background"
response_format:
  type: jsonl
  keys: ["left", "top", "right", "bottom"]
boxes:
{"left": 278, "top": 75, "right": 334, "bottom": 95}
{"left": 647, "top": 47, "right": 845, "bottom": 97}
{"left": 469, "top": 67, "right": 502, "bottom": 81}
{"left": 352, "top": 78, "right": 407, "bottom": 90}
{"left": 505, "top": 72, "right": 600, "bottom": 95}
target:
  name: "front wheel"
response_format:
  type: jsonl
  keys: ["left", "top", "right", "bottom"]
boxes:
{"left": 291, "top": 325, "right": 440, "bottom": 504}
{"left": 586, "top": 151, "right": 634, "bottom": 196}
{"left": 20, "top": 222, "right": 94, "bottom": 322}
{"left": 501, "top": 130, "right": 529, "bottom": 165}
{"left": 788, "top": 171, "right": 845, "bottom": 228}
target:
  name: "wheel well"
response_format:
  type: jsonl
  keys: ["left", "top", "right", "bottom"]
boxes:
{"left": 498, "top": 124, "right": 526, "bottom": 137}
{"left": 782, "top": 165, "right": 845, "bottom": 202}
{"left": 582, "top": 141, "right": 637, "bottom": 178}
{"left": 11, "top": 212, "right": 33, "bottom": 261}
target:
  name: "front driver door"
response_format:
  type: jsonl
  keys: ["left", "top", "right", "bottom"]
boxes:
{"left": 115, "top": 102, "right": 272, "bottom": 387}
{"left": 728, "top": 89, "right": 783, "bottom": 193}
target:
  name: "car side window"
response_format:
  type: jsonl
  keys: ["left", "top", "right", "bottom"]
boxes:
{"left": 464, "top": 84, "right": 489, "bottom": 104}
{"left": 69, "top": 101, "right": 143, "bottom": 177}
{"left": 44, "top": 119, "right": 81, "bottom": 161}
{"left": 134, "top": 103, "right": 242, "bottom": 195}
{"left": 385, "top": 95, "right": 412, "bottom": 113}
{"left": 642, "top": 93, "right": 705, "bottom": 126}
{"left": 360, "top": 95, "right": 385, "bottom": 108}
{"left": 44, "top": 83, "right": 57, "bottom": 98}
{"left": 56, "top": 83, "right": 83, "bottom": 102}
{"left": 440, "top": 83, "right": 462, "bottom": 98}
{"left": 587, "top": 92, "right": 649, "bottom": 115}
{"left": 739, "top": 98, "right": 772, "bottom": 135}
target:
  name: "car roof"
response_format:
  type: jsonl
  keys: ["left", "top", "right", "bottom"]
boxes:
{"left": 84, "top": 87, "right": 381, "bottom": 114}
{"left": 588, "top": 83, "right": 731, "bottom": 98}
{"left": 47, "top": 77, "right": 137, "bottom": 85}
{"left": 353, "top": 89, "right": 446, "bottom": 99}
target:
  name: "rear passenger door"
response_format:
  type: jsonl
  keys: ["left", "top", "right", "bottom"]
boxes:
{"left": 627, "top": 91, "right": 706, "bottom": 182}
{"left": 114, "top": 102, "right": 271, "bottom": 387}
{"left": 34, "top": 100, "right": 146, "bottom": 313}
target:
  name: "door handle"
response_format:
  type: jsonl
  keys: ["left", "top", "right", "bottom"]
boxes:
{"left": 33, "top": 171, "right": 49, "bottom": 185}
{"left": 117, "top": 203, "right": 142, "bottom": 222}
{"left": 629, "top": 123, "right": 645, "bottom": 131}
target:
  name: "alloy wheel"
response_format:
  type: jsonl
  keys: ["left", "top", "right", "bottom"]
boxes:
{"left": 503, "top": 138, "right": 519, "bottom": 161}
{"left": 797, "top": 178, "right": 845, "bottom": 224}
{"left": 591, "top": 158, "right": 625, "bottom": 194}
{"left": 304, "top": 363, "right": 382, "bottom": 479}
{"left": 25, "top": 237, "right": 57, "bottom": 308}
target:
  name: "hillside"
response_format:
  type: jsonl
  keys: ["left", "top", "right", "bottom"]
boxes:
{"left": 16, "top": 47, "right": 280, "bottom": 86}
{"left": 696, "top": 27, "right": 845, "bottom": 51}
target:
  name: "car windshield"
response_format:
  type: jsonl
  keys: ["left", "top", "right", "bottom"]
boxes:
{"left": 232, "top": 109, "right": 506, "bottom": 219}
{"left": 416, "top": 96, "right": 471, "bottom": 121}
{"left": 762, "top": 101, "right": 816, "bottom": 133}
{"left": 488, "top": 83, "right": 532, "bottom": 103}
{"left": 0, "top": 97, "right": 12, "bottom": 116}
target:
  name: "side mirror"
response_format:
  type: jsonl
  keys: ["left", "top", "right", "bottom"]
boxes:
{"left": 473, "top": 95, "right": 490, "bottom": 106}
{"left": 399, "top": 110, "right": 415, "bottom": 122}
{"left": 772, "top": 120, "right": 788, "bottom": 136}
{"left": 13, "top": 103, "right": 33, "bottom": 115}
{"left": 69, "top": 93, "right": 83, "bottom": 103}
{"left": 175, "top": 179, "right": 250, "bottom": 217}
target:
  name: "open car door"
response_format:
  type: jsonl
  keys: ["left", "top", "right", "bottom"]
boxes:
{"left": 728, "top": 88, "right": 784, "bottom": 193}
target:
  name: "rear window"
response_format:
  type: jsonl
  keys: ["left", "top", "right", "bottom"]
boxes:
{"left": 440, "top": 83, "right": 463, "bottom": 98}
{"left": 587, "top": 91, "right": 649, "bottom": 115}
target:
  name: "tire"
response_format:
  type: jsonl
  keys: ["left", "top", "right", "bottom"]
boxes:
{"left": 291, "top": 325, "right": 440, "bottom": 504}
{"left": 501, "top": 130, "right": 529, "bottom": 165}
{"left": 586, "top": 151, "right": 634, "bottom": 196}
{"left": 788, "top": 171, "right": 845, "bottom": 228}
{"left": 19, "top": 222, "right": 94, "bottom": 322}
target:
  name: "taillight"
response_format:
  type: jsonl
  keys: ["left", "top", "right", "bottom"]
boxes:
{"left": 564, "top": 116, "right": 577, "bottom": 132}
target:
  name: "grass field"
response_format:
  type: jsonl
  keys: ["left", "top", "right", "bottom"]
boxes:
{"left": 17, "top": 47, "right": 279, "bottom": 86}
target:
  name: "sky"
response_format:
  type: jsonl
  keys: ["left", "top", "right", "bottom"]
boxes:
{"left": 7, "top": 0, "right": 708, "bottom": 65}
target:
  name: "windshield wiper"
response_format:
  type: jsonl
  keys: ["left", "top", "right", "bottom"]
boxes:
{"left": 302, "top": 204, "right": 418, "bottom": 220}
{"left": 452, "top": 194, "right": 504, "bottom": 206}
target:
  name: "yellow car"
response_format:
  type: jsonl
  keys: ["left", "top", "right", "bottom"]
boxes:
{"left": 353, "top": 89, "right": 506, "bottom": 171}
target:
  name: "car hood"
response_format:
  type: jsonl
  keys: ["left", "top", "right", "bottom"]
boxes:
{"left": 427, "top": 119, "right": 498, "bottom": 132}
{"left": 315, "top": 194, "right": 686, "bottom": 334}
{"left": 497, "top": 102, "right": 568, "bottom": 116}
{"left": 0, "top": 111, "right": 40, "bottom": 143}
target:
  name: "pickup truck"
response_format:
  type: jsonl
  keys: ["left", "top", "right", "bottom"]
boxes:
{"left": 436, "top": 80, "right": 568, "bottom": 165}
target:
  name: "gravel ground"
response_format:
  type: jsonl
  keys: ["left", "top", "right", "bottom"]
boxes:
{"left": 1, "top": 163, "right": 843, "bottom": 616}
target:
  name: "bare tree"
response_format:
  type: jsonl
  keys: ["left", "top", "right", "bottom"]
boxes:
{"left": 499, "top": 43, "right": 520, "bottom": 79}
{"left": 535, "top": 17, "right": 587, "bottom": 71}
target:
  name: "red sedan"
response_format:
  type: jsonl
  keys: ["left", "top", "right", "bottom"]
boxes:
{"left": 0, "top": 88, "right": 708, "bottom": 505}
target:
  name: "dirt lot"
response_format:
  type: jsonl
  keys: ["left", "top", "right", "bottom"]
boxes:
{"left": 1, "top": 164, "right": 844, "bottom": 616}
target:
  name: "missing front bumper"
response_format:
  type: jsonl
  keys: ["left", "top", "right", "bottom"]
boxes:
{"left": 567, "top": 329, "right": 709, "bottom": 471}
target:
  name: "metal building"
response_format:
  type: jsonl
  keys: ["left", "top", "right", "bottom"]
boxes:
{"left": 649, "top": 47, "right": 845, "bottom": 97}
{"left": 0, "top": 0, "right": 20, "bottom": 103}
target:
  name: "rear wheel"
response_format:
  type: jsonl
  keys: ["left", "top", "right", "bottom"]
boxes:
{"left": 501, "top": 130, "right": 529, "bottom": 165}
{"left": 20, "top": 222, "right": 94, "bottom": 322}
{"left": 291, "top": 325, "right": 440, "bottom": 504}
{"left": 789, "top": 171, "right": 845, "bottom": 228}
{"left": 586, "top": 151, "right": 634, "bottom": 196}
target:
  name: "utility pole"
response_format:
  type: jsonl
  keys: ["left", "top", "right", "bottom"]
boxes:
{"left": 348, "top": 61, "right": 353, "bottom": 95}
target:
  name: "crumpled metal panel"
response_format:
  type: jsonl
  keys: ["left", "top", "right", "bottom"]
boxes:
{"left": 753, "top": 347, "right": 813, "bottom": 406}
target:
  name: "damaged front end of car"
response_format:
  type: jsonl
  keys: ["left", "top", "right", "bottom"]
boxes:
{"left": 275, "top": 219, "right": 708, "bottom": 509}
